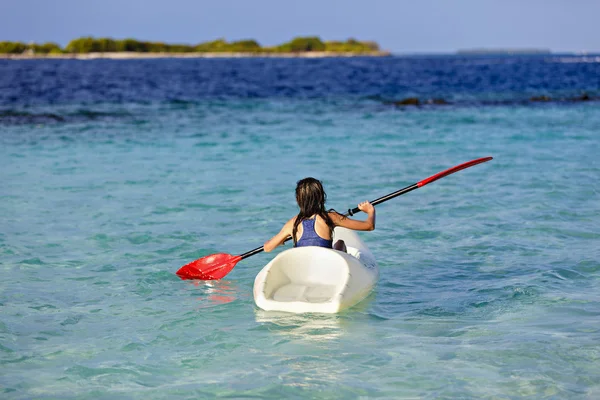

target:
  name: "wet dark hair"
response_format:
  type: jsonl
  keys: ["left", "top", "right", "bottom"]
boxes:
{"left": 292, "top": 177, "right": 336, "bottom": 246}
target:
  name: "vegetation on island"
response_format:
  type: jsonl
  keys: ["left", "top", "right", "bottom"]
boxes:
{"left": 0, "top": 41, "right": 63, "bottom": 54}
{"left": 0, "top": 36, "right": 382, "bottom": 55}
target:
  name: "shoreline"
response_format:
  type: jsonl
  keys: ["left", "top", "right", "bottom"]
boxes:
{"left": 0, "top": 51, "right": 391, "bottom": 60}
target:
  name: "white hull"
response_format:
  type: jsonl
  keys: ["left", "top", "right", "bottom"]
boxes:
{"left": 253, "top": 227, "right": 378, "bottom": 313}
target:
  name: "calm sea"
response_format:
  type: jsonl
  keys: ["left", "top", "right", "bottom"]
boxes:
{"left": 1, "top": 55, "right": 599, "bottom": 399}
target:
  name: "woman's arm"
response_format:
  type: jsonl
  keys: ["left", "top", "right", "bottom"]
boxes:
{"left": 330, "top": 201, "right": 376, "bottom": 231}
{"left": 263, "top": 217, "right": 295, "bottom": 252}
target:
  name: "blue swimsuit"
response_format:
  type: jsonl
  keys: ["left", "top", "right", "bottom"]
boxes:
{"left": 295, "top": 217, "right": 333, "bottom": 248}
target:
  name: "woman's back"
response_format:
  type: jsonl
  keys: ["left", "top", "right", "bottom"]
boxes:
{"left": 295, "top": 215, "right": 333, "bottom": 248}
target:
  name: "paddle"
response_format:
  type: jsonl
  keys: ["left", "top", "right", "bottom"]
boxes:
{"left": 176, "top": 156, "right": 493, "bottom": 280}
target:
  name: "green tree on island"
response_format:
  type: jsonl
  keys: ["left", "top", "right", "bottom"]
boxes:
{"left": 276, "top": 37, "right": 326, "bottom": 52}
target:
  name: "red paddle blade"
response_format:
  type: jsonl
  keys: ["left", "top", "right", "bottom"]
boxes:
{"left": 176, "top": 253, "right": 242, "bottom": 280}
{"left": 417, "top": 157, "right": 493, "bottom": 187}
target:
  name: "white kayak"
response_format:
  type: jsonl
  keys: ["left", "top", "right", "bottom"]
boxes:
{"left": 253, "top": 227, "right": 378, "bottom": 313}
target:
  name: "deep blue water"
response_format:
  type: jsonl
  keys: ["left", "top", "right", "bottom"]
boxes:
{"left": 1, "top": 55, "right": 599, "bottom": 399}
{"left": 2, "top": 55, "right": 599, "bottom": 106}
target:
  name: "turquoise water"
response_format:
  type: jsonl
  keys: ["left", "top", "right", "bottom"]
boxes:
{"left": 1, "top": 57, "right": 600, "bottom": 398}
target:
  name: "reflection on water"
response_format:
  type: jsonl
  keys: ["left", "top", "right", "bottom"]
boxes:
{"left": 184, "top": 280, "right": 239, "bottom": 309}
{"left": 254, "top": 310, "right": 344, "bottom": 342}
{"left": 253, "top": 292, "right": 376, "bottom": 342}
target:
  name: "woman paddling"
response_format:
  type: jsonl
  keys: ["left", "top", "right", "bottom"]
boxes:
{"left": 264, "top": 177, "right": 376, "bottom": 253}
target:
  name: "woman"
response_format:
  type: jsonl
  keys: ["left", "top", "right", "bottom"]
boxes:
{"left": 264, "top": 177, "right": 375, "bottom": 253}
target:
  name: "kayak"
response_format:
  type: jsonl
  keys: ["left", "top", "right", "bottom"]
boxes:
{"left": 253, "top": 227, "right": 378, "bottom": 313}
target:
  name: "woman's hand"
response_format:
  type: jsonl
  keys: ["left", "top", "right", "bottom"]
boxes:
{"left": 358, "top": 201, "right": 374, "bottom": 214}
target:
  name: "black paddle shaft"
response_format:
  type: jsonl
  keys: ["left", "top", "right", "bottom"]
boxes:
{"left": 346, "top": 183, "right": 419, "bottom": 216}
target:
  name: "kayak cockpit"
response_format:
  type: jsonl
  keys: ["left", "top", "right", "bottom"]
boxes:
{"left": 260, "top": 247, "right": 350, "bottom": 304}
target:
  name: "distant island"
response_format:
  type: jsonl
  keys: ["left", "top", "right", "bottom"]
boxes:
{"left": 457, "top": 48, "right": 551, "bottom": 55}
{"left": 0, "top": 36, "right": 389, "bottom": 58}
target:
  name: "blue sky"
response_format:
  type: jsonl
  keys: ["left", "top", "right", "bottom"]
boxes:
{"left": 2, "top": 0, "right": 599, "bottom": 53}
